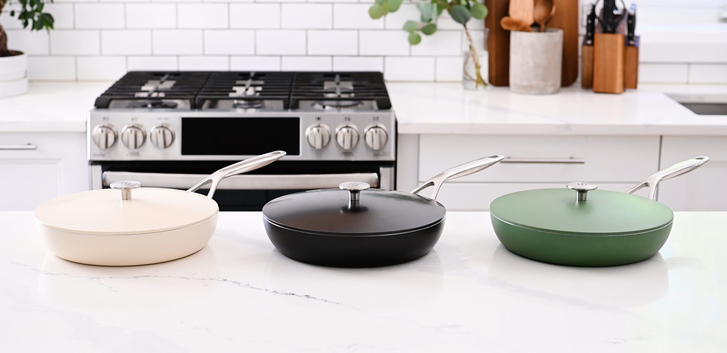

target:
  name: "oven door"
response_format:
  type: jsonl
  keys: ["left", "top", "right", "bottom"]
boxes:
{"left": 91, "top": 161, "right": 395, "bottom": 211}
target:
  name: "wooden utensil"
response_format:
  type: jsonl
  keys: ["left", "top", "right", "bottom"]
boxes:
{"left": 501, "top": 17, "right": 534, "bottom": 32}
{"left": 509, "top": 0, "right": 534, "bottom": 26}
{"left": 533, "top": 0, "right": 556, "bottom": 32}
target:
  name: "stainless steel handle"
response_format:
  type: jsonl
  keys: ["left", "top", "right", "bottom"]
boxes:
{"left": 0, "top": 144, "right": 37, "bottom": 151}
{"left": 103, "top": 172, "right": 379, "bottom": 190}
{"left": 188, "top": 151, "right": 286, "bottom": 198}
{"left": 566, "top": 182, "right": 598, "bottom": 202}
{"left": 501, "top": 158, "right": 585, "bottom": 164}
{"left": 627, "top": 156, "right": 710, "bottom": 200}
{"left": 340, "top": 181, "right": 370, "bottom": 208}
{"left": 412, "top": 155, "right": 505, "bottom": 200}
{"left": 110, "top": 181, "right": 141, "bottom": 201}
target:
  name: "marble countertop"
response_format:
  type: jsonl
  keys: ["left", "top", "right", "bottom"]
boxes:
{"left": 2, "top": 81, "right": 727, "bottom": 135}
{"left": 1, "top": 211, "right": 725, "bottom": 352}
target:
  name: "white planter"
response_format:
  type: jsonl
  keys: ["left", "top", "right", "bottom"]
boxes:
{"left": 0, "top": 52, "right": 29, "bottom": 98}
{"left": 509, "top": 29, "right": 563, "bottom": 95}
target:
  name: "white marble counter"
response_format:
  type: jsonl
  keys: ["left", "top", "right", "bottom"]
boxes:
{"left": 2, "top": 81, "right": 727, "bottom": 135}
{"left": 1, "top": 211, "right": 725, "bottom": 352}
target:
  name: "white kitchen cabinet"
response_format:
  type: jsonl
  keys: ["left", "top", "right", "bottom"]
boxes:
{"left": 0, "top": 133, "right": 87, "bottom": 211}
{"left": 408, "top": 134, "right": 661, "bottom": 211}
{"left": 659, "top": 136, "right": 727, "bottom": 211}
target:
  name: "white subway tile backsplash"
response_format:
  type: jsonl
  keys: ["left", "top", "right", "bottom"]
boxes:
{"left": 205, "top": 30, "right": 255, "bottom": 55}
{"left": 282, "top": 4, "right": 332, "bottom": 29}
{"left": 153, "top": 30, "right": 204, "bottom": 55}
{"left": 75, "top": 4, "right": 125, "bottom": 29}
{"left": 45, "top": 4, "right": 74, "bottom": 29}
{"left": 383, "top": 4, "right": 418, "bottom": 30}
{"left": 435, "top": 56, "right": 462, "bottom": 81}
{"left": 128, "top": 56, "right": 178, "bottom": 71}
{"left": 334, "top": 4, "right": 384, "bottom": 29}
{"left": 688, "top": 64, "right": 727, "bottom": 84}
{"left": 333, "top": 56, "right": 383, "bottom": 71}
{"left": 638, "top": 63, "right": 689, "bottom": 83}
{"left": 50, "top": 30, "right": 100, "bottom": 55}
{"left": 77, "top": 57, "right": 127, "bottom": 80}
{"left": 179, "top": 56, "right": 230, "bottom": 70}
{"left": 230, "top": 56, "right": 281, "bottom": 70}
{"left": 230, "top": 4, "right": 281, "bottom": 29}
{"left": 126, "top": 4, "right": 177, "bottom": 29}
{"left": 411, "top": 30, "right": 461, "bottom": 56}
{"left": 385, "top": 57, "right": 435, "bottom": 81}
{"left": 256, "top": 30, "right": 306, "bottom": 55}
{"left": 4, "top": 30, "right": 49, "bottom": 55}
{"left": 28, "top": 57, "right": 76, "bottom": 80}
{"left": 256, "top": 0, "right": 304, "bottom": 3}
{"left": 360, "top": 30, "right": 409, "bottom": 56}
{"left": 308, "top": 30, "right": 357, "bottom": 55}
{"left": 178, "top": 4, "right": 229, "bottom": 29}
{"left": 282, "top": 56, "right": 332, "bottom": 71}
{"left": 102, "top": 30, "right": 152, "bottom": 55}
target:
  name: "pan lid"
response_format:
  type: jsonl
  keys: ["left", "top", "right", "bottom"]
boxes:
{"left": 490, "top": 183, "right": 674, "bottom": 236}
{"left": 262, "top": 182, "right": 446, "bottom": 236}
{"left": 34, "top": 182, "right": 218, "bottom": 235}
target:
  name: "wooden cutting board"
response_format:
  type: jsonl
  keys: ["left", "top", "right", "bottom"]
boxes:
{"left": 548, "top": 0, "right": 579, "bottom": 86}
{"left": 486, "top": 0, "right": 578, "bottom": 87}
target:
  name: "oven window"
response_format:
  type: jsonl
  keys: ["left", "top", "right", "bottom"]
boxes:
{"left": 182, "top": 117, "right": 300, "bottom": 155}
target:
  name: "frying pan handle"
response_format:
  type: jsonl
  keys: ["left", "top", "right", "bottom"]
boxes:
{"left": 411, "top": 155, "right": 505, "bottom": 200}
{"left": 626, "top": 156, "right": 709, "bottom": 200}
{"left": 188, "top": 150, "right": 287, "bottom": 198}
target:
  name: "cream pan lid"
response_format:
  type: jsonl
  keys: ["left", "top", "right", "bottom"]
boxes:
{"left": 34, "top": 186, "right": 218, "bottom": 235}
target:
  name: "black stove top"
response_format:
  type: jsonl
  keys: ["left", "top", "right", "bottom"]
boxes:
{"left": 94, "top": 71, "right": 391, "bottom": 111}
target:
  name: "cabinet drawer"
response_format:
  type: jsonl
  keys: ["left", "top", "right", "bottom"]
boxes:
{"left": 659, "top": 136, "right": 727, "bottom": 211}
{"left": 419, "top": 135, "right": 660, "bottom": 183}
{"left": 433, "top": 182, "right": 649, "bottom": 211}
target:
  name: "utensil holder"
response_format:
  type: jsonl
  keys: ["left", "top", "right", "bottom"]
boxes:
{"left": 624, "top": 37, "right": 639, "bottom": 89}
{"left": 581, "top": 45, "right": 594, "bottom": 88}
{"left": 593, "top": 33, "right": 624, "bottom": 94}
{"left": 509, "top": 29, "right": 563, "bottom": 95}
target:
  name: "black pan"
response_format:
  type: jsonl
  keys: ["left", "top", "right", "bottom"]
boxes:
{"left": 262, "top": 155, "right": 505, "bottom": 267}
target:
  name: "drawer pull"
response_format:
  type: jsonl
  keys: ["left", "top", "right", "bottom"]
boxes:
{"left": 0, "top": 144, "right": 37, "bottom": 151}
{"left": 502, "top": 158, "right": 585, "bottom": 164}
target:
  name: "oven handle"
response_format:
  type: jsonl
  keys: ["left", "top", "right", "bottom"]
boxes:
{"left": 102, "top": 171, "right": 379, "bottom": 190}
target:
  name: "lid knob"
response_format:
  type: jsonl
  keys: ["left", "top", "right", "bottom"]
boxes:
{"left": 566, "top": 182, "right": 598, "bottom": 202}
{"left": 339, "top": 182, "right": 370, "bottom": 202}
{"left": 110, "top": 181, "right": 142, "bottom": 201}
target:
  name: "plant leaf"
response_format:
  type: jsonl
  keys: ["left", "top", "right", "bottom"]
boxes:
{"left": 470, "top": 3, "right": 488, "bottom": 19}
{"left": 421, "top": 23, "right": 437, "bottom": 35}
{"left": 403, "top": 20, "right": 418, "bottom": 32}
{"left": 388, "top": 0, "right": 403, "bottom": 12}
{"left": 369, "top": 4, "right": 386, "bottom": 19}
{"left": 450, "top": 5, "right": 471, "bottom": 25}
{"left": 408, "top": 32, "right": 422, "bottom": 45}
{"left": 418, "top": 2, "right": 433, "bottom": 22}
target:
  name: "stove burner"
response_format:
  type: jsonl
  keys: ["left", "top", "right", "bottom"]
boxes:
{"left": 232, "top": 99, "right": 264, "bottom": 109}
{"left": 127, "top": 101, "right": 179, "bottom": 109}
{"left": 313, "top": 100, "right": 362, "bottom": 110}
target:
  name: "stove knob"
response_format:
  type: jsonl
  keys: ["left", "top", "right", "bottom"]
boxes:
{"left": 150, "top": 125, "right": 175, "bottom": 149}
{"left": 121, "top": 124, "right": 146, "bottom": 150}
{"left": 306, "top": 124, "right": 331, "bottom": 150}
{"left": 92, "top": 124, "right": 118, "bottom": 149}
{"left": 335, "top": 124, "right": 359, "bottom": 151}
{"left": 364, "top": 125, "right": 388, "bottom": 151}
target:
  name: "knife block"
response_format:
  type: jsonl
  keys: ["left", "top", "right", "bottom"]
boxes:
{"left": 624, "top": 43, "right": 639, "bottom": 89}
{"left": 581, "top": 45, "right": 594, "bottom": 88}
{"left": 593, "top": 33, "right": 624, "bottom": 94}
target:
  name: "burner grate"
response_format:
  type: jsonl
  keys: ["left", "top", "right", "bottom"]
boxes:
{"left": 94, "top": 71, "right": 210, "bottom": 109}
{"left": 196, "top": 72, "right": 293, "bottom": 110}
{"left": 290, "top": 72, "right": 391, "bottom": 110}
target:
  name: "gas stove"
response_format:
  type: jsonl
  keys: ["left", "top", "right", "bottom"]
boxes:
{"left": 87, "top": 71, "right": 397, "bottom": 210}
{"left": 89, "top": 71, "right": 395, "bottom": 162}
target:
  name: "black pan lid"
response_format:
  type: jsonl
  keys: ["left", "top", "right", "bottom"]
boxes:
{"left": 262, "top": 188, "right": 446, "bottom": 236}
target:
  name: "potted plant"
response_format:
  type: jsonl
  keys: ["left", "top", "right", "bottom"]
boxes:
{"left": 0, "top": 0, "right": 54, "bottom": 97}
{"left": 369, "top": 0, "right": 487, "bottom": 89}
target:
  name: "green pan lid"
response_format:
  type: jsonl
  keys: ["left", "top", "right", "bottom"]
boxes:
{"left": 490, "top": 183, "right": 674, "bottom": 236}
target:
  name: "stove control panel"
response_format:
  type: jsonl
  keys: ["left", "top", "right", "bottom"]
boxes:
{"left": 88, "top": 110, "right": 396, "bottom": 161}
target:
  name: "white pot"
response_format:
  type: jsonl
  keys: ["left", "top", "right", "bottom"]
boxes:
{"left": 0, "top": 52, "right": 29, "bottom": 98}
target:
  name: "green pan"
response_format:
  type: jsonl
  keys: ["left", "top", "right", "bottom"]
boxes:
{"left": 490, "top": 156, "right": 710, "bottom": 267}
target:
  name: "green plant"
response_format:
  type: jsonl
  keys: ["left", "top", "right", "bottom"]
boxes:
{"left": 369, "top": 0, "right": 488, "bottom": 87}
{"left": 0, "top": 0, "right": 55, "bottom": 56}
